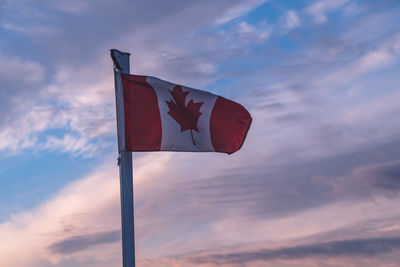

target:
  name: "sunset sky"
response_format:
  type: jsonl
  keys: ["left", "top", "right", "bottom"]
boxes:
{"left": 1, "top": 0, "right": 400, "bottom": 266}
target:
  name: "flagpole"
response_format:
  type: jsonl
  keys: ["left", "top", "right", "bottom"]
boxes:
{"left": 111, "top": 49, "right": 135, "bottom": 267}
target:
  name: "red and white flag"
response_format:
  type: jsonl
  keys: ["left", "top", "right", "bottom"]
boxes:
{"left": 119, "top": 74, "right": 252, "bottom": 154}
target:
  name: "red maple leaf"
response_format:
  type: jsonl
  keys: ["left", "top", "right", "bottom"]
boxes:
{"left": 166, "top": 85, "right": 203, "bottom": 146}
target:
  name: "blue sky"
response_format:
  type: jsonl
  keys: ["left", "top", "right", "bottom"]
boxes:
{"left": 1, "top": 0, "right": 400, "bottom": 266}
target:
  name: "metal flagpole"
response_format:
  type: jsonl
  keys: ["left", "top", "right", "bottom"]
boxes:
{"left": 111, "top": 49, "right": 135, "bottom": 267}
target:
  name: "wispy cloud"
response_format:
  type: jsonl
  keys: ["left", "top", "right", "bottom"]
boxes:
{"left": 188, "top": 237, "right": 400, "bottom": 265}
{"left": 306, "top": 0, "right": 351, "bottom": 23}
{"left": 48, "top": 230, "right": 121, "bottom": 255}
{"left": 318, "top": 33, "right": 400, "bottom": 86}
{"left": 44, "top": 135, "right": 97, "bottom": 156}
{"left": 0, "top": 162, "right": 121, "bottom": 267}
{"left": 0, "top": 106, "right": 53, "bottom": 152}
{"left": 283, "top": 10, "right": 300, "bottom": 30}
{"left": 0, "top": 51, "right": 44, "bottom": 83}
{"left": 215, "top": 0, "right": 268, "bottom": 25}
{"left": 2, "top": 22, "right": 55, "bottom": 35}
{"left": 3, "top": 0, "right": 90, "bottom": 14}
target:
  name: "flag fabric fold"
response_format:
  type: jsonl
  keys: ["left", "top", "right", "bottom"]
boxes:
{"left": 120, "top": 73, "right": 252, "bottom": 154}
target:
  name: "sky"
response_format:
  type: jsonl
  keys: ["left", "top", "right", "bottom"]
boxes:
{"left": 1, "top": 0, "right": 400, "bottom": 266}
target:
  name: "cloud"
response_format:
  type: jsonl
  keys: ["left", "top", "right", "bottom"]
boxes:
{"left": 2, "top": 0, "right": 90, "bottom": 14}
{"left": 312, "top": 31, "right": 400, "bottom": 90}
{"left": 44, "top": 60, "right": 116, "bottom": 140}
{"left": 0, "top": 106, "right": 54, "bottom": 152}
{"left": 215, "top": 0, "right": 268, "bottom": 24}
{"left": 48, "top": 230, "right": 120, "bottom": 255}
{"left": 137, "top": 211, "right": 400, "bottom": 266}
{"left": 0, "top": 55, "right": 115, "bottom": 155}
{"left": 0, "top": 153, "right": 173, "bottom": 267}
{"left": 355, "top": 33, "right": 400, "bottom": 74}
{"left": 168, "top": 145, "right": 399, "bottom": 221}
{"left": 43, "top": 135, "right": 97, "bottom": 156}
{"left": 235, "top": 21, "right": 272, "bottom": 42}
{"left": 2, "top": 22, "right": 55, "bottom": 35}
{"left": 345, "top": 160, "right": 400, "bottom": 199}
{"left": 44, "top": 0, "right": 90, "bottom": 14}
{"left": 0, "top": 162, "right": 121, "bottom": 267}
{"left": 283, "top": 10, "right": 300, "bottom": 30}
{"left": 188, "top": 236, "right": 400, "bottom": 265}
{"left": 0, "top": 51, "right": 44, "bottom": 84}
{"left": 306, "top": 0, "right": 351, "bottom": 23}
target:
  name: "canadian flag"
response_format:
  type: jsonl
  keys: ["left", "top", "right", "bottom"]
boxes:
{"left": 120, "top": 74, "right": 252, "bottom": 154}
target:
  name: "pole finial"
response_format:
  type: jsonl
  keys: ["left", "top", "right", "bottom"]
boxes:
{"left": 110, "top": 49, "right": 131, "bottom": 73}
